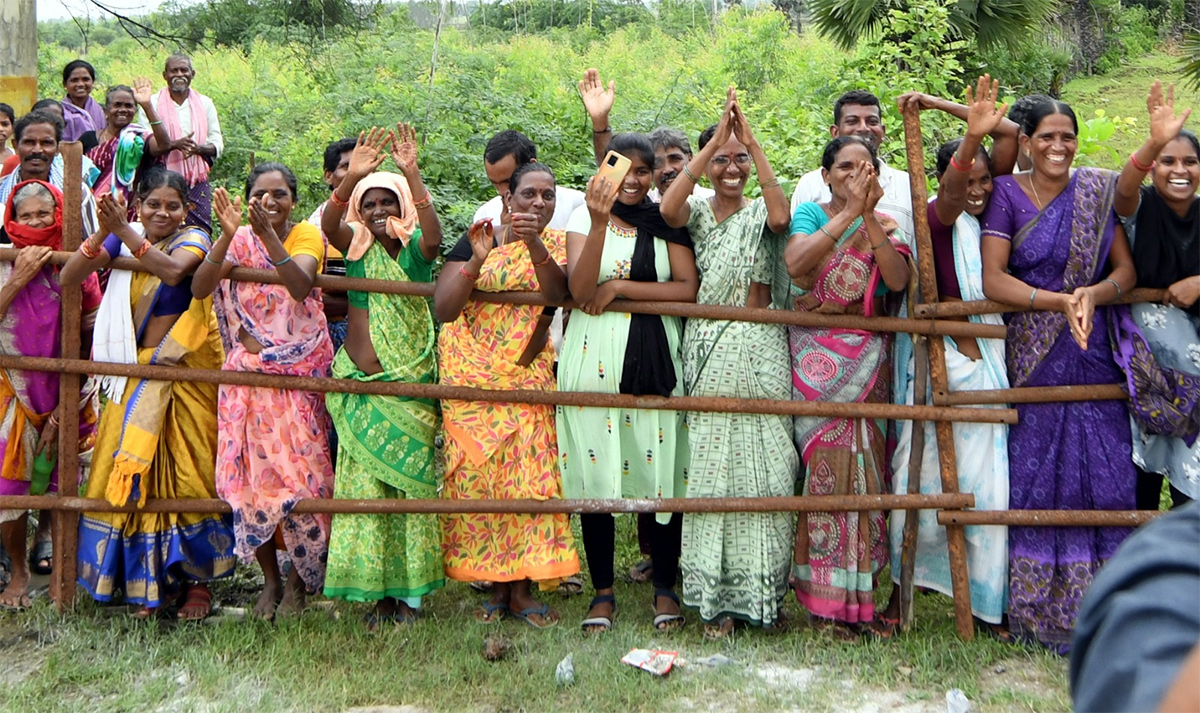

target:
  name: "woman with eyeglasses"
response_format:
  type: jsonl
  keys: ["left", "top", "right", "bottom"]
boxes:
{"left": 659, "top": 89, "right": 798, "bottom": 639}
{"left": 782, "top": 135, "right": 911, "bottom": 642}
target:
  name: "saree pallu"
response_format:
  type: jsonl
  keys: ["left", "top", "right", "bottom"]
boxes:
{"left": 790, "top": 220, "right": 911, "bottom": 624}
{"left": 679, "top": 196, "right": 798, "bottom": 627}
{"left": 78, "top": 250, "right": 235, "bottom": 607}
{"left": 889, "top": 211, "right": 1009, "bottom": 624}
{"left": 1123, "top": 304, "right": 1200, "bottom": 499}
{"left": 87, "top": 126, "right": 155, "bottom": 220}
{"left": 324, "top": 242, "right": 443, "bottom": 603}
{"left": 214, "top": 226, "right": 335, "bottom": 594}
{"left": 0, "top": 263, "right": 62, "bottom": 522}
{"left": 997, "top": 168, "right": 1135, "bottom": 654}
{"left": 440, "top": 230, "right": 579, "bottom": 583}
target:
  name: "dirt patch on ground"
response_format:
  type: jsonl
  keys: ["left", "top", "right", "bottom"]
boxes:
{"left": 978, "top": 656, "right": 1063, "bottom": 701}
{"left": 0, "top": 618, "right": 47, "bottom": 688}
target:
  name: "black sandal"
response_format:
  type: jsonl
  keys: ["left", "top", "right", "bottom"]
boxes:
{"left": 652, "top": 589, "right": 685, "bottom": 631}
{"left": 29, "top": 538, "right": 52, "bottom": 576}
{"left": 580, "top": 594, "right": 616, "bottom": 632}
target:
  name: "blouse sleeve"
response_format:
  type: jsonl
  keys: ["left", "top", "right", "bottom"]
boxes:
{"left": 789, "top": 202, "right": 826, "bottom": 237}
{"left": 980, "top": 179, "right": 1015, "bottom": 241}
{"left": 283, "top": 221, "right": 325, "bottom": 269}
{"left": 565, "top": 203, "right": 591, "bottom": 236}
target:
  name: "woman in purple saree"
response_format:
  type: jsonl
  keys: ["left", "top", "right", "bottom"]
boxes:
{"left": 980, "top": 98, "right": 1138, "bottom": 654}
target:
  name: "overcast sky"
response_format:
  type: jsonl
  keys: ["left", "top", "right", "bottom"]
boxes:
{"left": 38, "top": 0, "right": 169, "bottom": 22}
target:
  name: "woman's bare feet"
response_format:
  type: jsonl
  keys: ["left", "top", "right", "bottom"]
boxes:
{"left": 275, "top": 569, "right": 307, "bottom": 618}
{"left": 0, "top": 568, "right": 31, "bottom": 611}
{"left": 253, "top": 578, "right": 283, "bottom": 620}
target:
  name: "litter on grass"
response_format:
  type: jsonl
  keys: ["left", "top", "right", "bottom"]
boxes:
{"left": 621, "top": 648, "right": 679, "bottom": 676}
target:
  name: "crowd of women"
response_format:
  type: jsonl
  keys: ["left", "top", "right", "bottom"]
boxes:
{"left": 0, "top": 59, "right": 1197, "bottom": 656}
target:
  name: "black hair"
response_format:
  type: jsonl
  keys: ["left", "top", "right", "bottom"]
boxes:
{"left": 604, "top": 132, "right": 655, "bottom": 169}
{"left": 104, "top": 85, "right": 135, "bottom": 107}
{"left": 484, "top": 129, "right": 537, "bottom": 165}
{"left": 1170, "top": 129, "right": 1200, "bottom": 159}
{"left": 833, "top": 90, "right": 881, "bottom": 125}
{"left": 1007, "top": 94, "right": 1052, "bottom": 135}
{"left": 697, "top": 124, "right": 718, "bottom": 151}
{"left": 62, "top": 59, "right": 96, "bottom": 86}
{"left": 323, "top": 137, "right": 357, "bottom": 174}
{"left": 14, "top": 109, "right": 64, "bottom": 143}
{"left": 137, "top": 166, "right": 190, "bottom": 203}
{"left": 508, "top": 161, "right": 555, "bottom": 193}
{"left": 820, "top": 136, "right": 879, "bottom": 172}
{"left": 244, "top": 162, "right": 299, "bottom": 200}
{"left": 31, "top": 98, "right": 62, "bottom": 113}
{"left": 935, "top": 138, "right": 992, "bottom": 176}
{"left": 1020, "top": 97, "right": 1078, "bottom": 137}
{"left": 0, "top": 103, "right": 14, "bottom": 125}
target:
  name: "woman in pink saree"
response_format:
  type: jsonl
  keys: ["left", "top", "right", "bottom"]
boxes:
{"left": 192, "top": 162, "right": 335, "bottom": 620}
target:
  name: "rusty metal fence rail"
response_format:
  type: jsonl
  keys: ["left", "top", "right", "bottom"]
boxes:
{"left": 0, "top": 115, "right": 1167, "bottom": 640}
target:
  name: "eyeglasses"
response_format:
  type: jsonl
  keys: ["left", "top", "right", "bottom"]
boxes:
{"left": 710, "top": 154, "right": 752, "bottom": 167}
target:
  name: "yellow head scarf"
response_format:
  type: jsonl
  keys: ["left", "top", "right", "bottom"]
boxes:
{"left": 344, "top": 171, "right": 418, "bottom": 261}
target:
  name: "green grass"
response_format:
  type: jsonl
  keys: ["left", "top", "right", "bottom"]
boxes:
{"left": 1061, "top": 49, "right": 1196, "bottom": 164}
{"left": 1, "top": 517, "right": 1068, "bottom": 713}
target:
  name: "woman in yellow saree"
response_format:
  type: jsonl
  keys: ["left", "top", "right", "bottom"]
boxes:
{"left": 434, "top": 162, "right": 579, "bottom": 628}
{"left": 63, "top": 168, "right": 234, "bottom": 620}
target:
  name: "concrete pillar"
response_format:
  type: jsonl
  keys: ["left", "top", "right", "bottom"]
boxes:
{"left": 0, "top": 0, "right": 39, "bottom": 115}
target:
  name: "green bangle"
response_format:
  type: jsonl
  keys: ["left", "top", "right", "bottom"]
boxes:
{"left": 682, "top": 164, "right": 699, "bottom": 183}
{"left": 272, "top": 255, "right": 293, "bottom": 267}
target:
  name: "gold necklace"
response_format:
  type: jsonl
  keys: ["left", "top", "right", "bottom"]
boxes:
{"left": 1025, "top": 173, "right": 1043, "bottom": 210}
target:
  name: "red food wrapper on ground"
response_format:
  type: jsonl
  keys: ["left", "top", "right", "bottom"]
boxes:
{"left": 621, "top": 648, "right": 679, "bottom": 676}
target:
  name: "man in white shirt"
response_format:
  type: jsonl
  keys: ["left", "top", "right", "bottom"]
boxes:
{"left": 472, "top": 130, "right": 585, "bottom": 353}
{"left": 790, "top": 90, "right": 915, "bottom": 239}
{"left": 0, "top": 109, "right": 98, "bottom": 240}
{"left": 140, "top": 53, "right": 224, "bottom": 233}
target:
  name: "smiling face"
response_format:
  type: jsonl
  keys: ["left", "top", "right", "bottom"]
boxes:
{"left": 823, "top": 141, "right": 874, "bottom": 202}
{"left": 163, "top": 57, "right": 195, "bottom": 96}
{"left": 17, "top": 123, "right": 58, "bottom": 182}
{"left": 1021, "top": 112, "right": 1077, "bottom": 181}
{"left": 64, "top": 67, "right": 94, "bottom": 104}
{"left": 359, "top": 187, "right": 402, "bottom": 239}
{"left": 1151, "top": 136, "right": 1200, "bottom": 210}
{"left": 0, "top": 114, "right": 12, "bottom": 147}
{"left": 654, "top": 145, "right": 690, "bottom": 193}
{"left": 14, "top": 194, "right": 56, "bottom": 229}
{"left": 617, "top": 154, "right": 654, "bottom": 205}
{"left": 507, "top": 170, "right": 556, "bottom": 232}
{"left": 105, "top": 90, "right": 137, "bottom": 131}
{"left": 834, "top": 103, "right": 885, "bottom": 152}
{"left": 138, "top": 186, "right": 189, "bottom": 240}
{"left": 248, "top": 171, "right": 295, "bottom": 232}
{"left": 707, "top": 137, "right": 752, "bottom": 200}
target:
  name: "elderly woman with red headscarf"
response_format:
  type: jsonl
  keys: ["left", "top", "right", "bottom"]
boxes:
{"left": 0, "top": 180, "right": 101, "bottom": 609}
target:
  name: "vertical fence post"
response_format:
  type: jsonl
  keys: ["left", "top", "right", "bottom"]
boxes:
{"left": 901, "top": 104, "right": 975, "bottom": 640}
{"left": 898, "top": 333, "right": 928, "bottom": 629}
{"left": 53, "top": 141, "right": 84, "bottom": 611}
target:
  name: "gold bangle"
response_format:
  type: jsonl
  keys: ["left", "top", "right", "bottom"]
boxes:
{"left": 413, "top": 193, "right": 433, "bottom": 211}
{"left": 817, "top": 226, "right": 837, "bottom": 243}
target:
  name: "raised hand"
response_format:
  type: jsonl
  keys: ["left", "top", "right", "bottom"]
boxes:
{"left": 213, "top": 187, "right": 243, "bottom": 240}
{"left": 10, "top": 245, "right": 52, "bottom": 287}
{"left": 468, "top": 218, "right": 494, "bottom": 262}
{"left": 965, "top": 74, "right": 1008, "bottom": 140}
{"left": 730, "top": 98, "right": 759, "bottom": 150}
{"left": 349, "top": 127, "right": 392, "bottom": 179}
{"left": 509, "top": 212, "right": 542, "bottom": 244}
{"left": 578, "top": 68, "right": 615, "bottom": 124}
{"left": 391, "top": 123, "right": 420, "bottom": 176}
{"left": 864, "top": 166, "right": 884, "bottom": 214}
{"left": 133, "top": 76, "right": 155, "bottom": 105}
{"left": 710, "top": 90, "right": 736, "bottom": 152}
{"left": 1147, "top": 80, "right": 1192, "bottom": 149}
{"left": 844, "top": 160, "right": 872, "bottom": 216}
{"left": 96, "top": 192, "right": 130, "bottom": 236}
{"left": 584, "top": 175, "right": 619, "bottom": 223}
{"left": 895, "top": 91, "right": 938, "bottom": 113}
{"left": 247, "top": 197, "right": 277, "bottom": 243}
